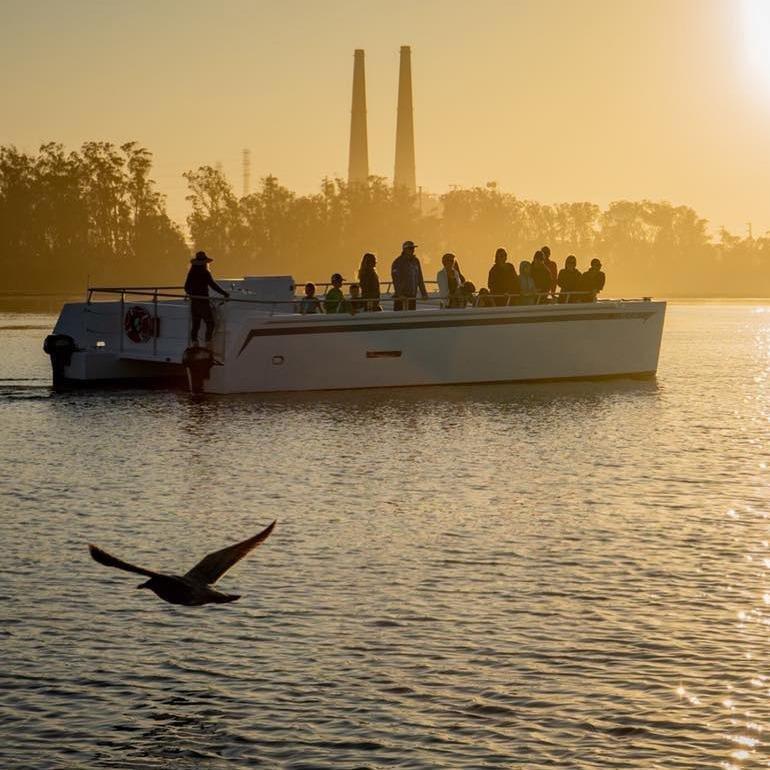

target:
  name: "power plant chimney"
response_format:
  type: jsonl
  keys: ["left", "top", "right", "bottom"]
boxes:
{"left": 394, "top": 45, "right": 416, "bottom": 194}
{"left": 347, "top": 49, "right": 369, "bottom": 186}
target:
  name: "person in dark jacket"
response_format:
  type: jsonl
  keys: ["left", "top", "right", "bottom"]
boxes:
{"left": 358, "top": 252, "right": 382, "bottom": 311}
{"left": 530, "top": 250, "right": 552, "bottom": 302}
{"left": 184, "top": 251, "right": 229, "bottom": 345}
{"left": 487, "top": 247, "right": 520, "bottom": 306}
{"left": 518, "top": 260, "right": 537, "bottom": 304}
{"left": 542, "top": 245, "right": 558, "bottom": 294}
{"left": 580, "top": 258, "right": 606, "bottom": 301}
{"left": 391, "top": 240, "right": 428, "bottom": 311}
{"left": 556, "top": 255, "right": 582, "bottom": 303}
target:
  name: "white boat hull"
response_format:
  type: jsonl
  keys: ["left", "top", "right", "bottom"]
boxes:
{"left": 208, "top": 302, "right": 665, "bottom": 393}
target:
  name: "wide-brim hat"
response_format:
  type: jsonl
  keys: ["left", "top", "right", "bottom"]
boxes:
{"left": 191, "top": 251, "right": 213, "bottom": 264}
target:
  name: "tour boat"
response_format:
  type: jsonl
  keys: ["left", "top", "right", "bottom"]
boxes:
{"left": 43, "top": 276, "right": 666, "bottom": 394}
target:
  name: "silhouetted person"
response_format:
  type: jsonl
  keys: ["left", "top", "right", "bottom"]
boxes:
{"left": 324, "top": 273, "right": 349, "bottom": 313}
{"left": 487, "top": 247, "right": 520, "bottom": 306}
{"left": 89, "top": 521, "right": 276, "bottom": 606}
{"left": 349, "top": 283, "right": 365, "bottom": 314}
{"left": 391, "top": 240, "right": 428, "bottom": 311}
{"left": 580, "top": 258, "right": 606, "bottom": 301}
{"left": 184, "top": 251, "right": 229, "bottom": 345}
{"left": 531, "top": 250, "right": 552, "bottom": 303}
{"left": 298, "top": 282, "right": 321, "bottom": 314}
{"left": 519, "top": 260, "right": 537, "bottom": 304}
{"left": 458, "top": 281, "right": 476, "bottom": 308}
{"left": 437, "top": 252, "right": 463, "bottom": 307}
{"left": 542, "top": 245, "right": 558, "bottom": 294}
{"left": 557, "top": 255, "right": 582, "bottom": 303}
{"left": 358, "top": 252, "right": 382, "bottom": 311}
{"left": 476, "top": 287, "right": 495, "bottom": 307}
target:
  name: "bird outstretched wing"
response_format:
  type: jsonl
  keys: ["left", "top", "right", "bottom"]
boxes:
{"left": 89, "top": 544, "right": 161, "bottom": 578}
{"left": 184, "top": 521, "right": 276, "bottom": 585}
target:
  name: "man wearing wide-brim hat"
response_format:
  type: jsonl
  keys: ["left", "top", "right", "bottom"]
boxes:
{"left": 183, "top": 251, "right": 230, "bottom": 345}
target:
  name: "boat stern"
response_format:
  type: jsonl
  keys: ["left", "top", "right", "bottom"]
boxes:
{"left": 44, "top": 299, "right": 188, "bottom": 390}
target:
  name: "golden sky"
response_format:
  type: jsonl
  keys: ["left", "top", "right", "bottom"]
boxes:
{"left": 1, "top": 0, "right": 769, "bottom": 235}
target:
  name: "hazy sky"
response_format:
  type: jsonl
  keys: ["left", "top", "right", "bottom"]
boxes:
{"left": 2, "top": 0, "right": 769, "bottom": 235}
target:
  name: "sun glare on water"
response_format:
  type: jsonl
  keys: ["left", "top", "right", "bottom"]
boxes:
{"left": 742, "top": 0, "right": 770, "bottom": 95}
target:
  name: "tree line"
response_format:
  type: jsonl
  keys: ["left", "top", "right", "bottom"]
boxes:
{"left": 0, "top": 142, "right": 187, "bottom": 293}
{"left": 3, "top": 141, "right": 769, "bottom": 297}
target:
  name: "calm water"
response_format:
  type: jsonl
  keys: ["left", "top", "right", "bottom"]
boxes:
{"left": 1, "top": 303, "right": 769, "bottom": 769}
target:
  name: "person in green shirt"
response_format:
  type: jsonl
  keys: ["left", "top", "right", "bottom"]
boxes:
{"left": 324, "top": 273, "right": 350, "bottom": 313}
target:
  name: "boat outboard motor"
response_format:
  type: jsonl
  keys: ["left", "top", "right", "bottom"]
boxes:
{"left": 43, "top": 334, "right": 76, "bottom": 391}
{"left": 182, "top": 345, "right": 217, "bottom": 394}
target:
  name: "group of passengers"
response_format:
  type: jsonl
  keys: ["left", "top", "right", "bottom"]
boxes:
{"left": 297, "top": 240, "right": 606, "bottom": 314}
{"left": 435, "top": 245, "right": 605, "bottom": 308}
{"left": 484, "top": 246, "right": 605, "bottom": 306}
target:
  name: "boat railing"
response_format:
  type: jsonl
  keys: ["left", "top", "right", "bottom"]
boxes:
{"left": 87, "top": 285, "right": 602, "bottom": 312}
{"left": 86, "top": 285, "right": 616, "bottom": 316}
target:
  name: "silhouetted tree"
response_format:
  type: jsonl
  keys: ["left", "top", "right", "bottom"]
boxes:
{"left": 1, "top": 142, "right": 186, "bottom": 292}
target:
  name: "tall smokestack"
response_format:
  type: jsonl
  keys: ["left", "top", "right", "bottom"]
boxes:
{"left": 348, "top": 49, "right": 369, "bottom": 186}
{"left": 394, "top": 45, "right": 416, "bottom": 194}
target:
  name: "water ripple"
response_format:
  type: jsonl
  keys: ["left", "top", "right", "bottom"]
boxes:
{"left": 1, "top": 304, "right": 770, "bottom": 768}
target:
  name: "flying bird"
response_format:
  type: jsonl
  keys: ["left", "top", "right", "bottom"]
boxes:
{"left": 89, "top": 521, "right": 276, "bottom": 606}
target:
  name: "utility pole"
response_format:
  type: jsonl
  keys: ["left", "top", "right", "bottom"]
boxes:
{"left": 747, "top": 222, "right": 753, "bottom": 240}
{"left": 242, "top": 149, "right": 251, "bottom": 198}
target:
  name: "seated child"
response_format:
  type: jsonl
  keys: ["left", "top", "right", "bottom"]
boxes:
{"left": 324, "top": 273, "right": 350, "bottom": 314}
{"left": 298, "top": 282, "right": 321, "bottom": 314}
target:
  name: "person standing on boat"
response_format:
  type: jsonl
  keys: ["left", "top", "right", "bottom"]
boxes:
{"left": 184, "top": 251, "right": 229, "bottom": 345}
{"left": 579, "top": 258, "right": 606, "bottom": 301}
{"left": 391, "top": 240, "right": 428, "bottom": 311}
{"left": 531, "top": 250, "right": 552, "bottom": 303}
{"left": 358, "top": 253, "right": 382, "bottom": 311}
{"left": 518, "top": 260, "right": 537, "bottom": 305}
{"left": 556, "top": 255, "right": 582, "bottom": 303}
{"left": 487, "top": 248, "right": 519, "bottom": 306}
{"left": 437, "top": 252, "right": 464, "bottom": 308}
{"left": 542, "top": 245, "right": 558, "bottom": 294}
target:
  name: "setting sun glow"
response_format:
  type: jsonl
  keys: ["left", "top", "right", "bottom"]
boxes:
{"left": 743, "top": 0, "right": 770, "bottom": 93}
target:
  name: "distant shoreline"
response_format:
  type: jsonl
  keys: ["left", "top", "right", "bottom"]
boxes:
{"left": 3, "top": 292, "right": 770, "bottom": 315}
{"left": 0, "top": 294, "right": 84, "bottom": 313}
